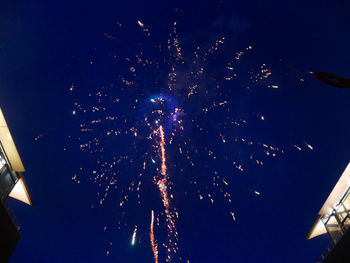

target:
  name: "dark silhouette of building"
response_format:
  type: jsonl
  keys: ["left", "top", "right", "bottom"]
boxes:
{"left": 307, "top": 162, "right": 350, "bottom": 262}
{"left": 0, "top": 108, "right": 33, "bottom": 262}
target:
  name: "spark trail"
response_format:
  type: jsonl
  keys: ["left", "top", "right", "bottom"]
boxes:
{"left": 155, "top": 125, "right": 178, "bottom": 261}
{"left": 150, "top": 210, "right": 159, "bottom": 263}
{"left": 131, "top": 226, "right": 137, "bottom": 246}
{"left": 159, "top": 126, "right": 167, "bottom": 177}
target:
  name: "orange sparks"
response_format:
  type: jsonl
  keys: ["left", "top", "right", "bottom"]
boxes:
{"left": 157, "top": 126, "right": 170, "bottom": 209}
{"left": 159, "top": 125, "right": 167, "bottom": 176}
{"left": 150, "top": 210, "right": 159, "bottom": 263}
{"left": 155, "top": 126, "right": 178, "bottom": 259}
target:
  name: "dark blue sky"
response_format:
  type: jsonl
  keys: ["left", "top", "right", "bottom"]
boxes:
{"left": 1, "top": 1, "right": 350, "bottom": 262}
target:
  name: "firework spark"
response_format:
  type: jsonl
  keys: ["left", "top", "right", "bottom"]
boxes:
{"left": 150, "top": 210, "right": 159, "bottom": 263}
{"left": 137, "top": 20, "right": 144, "bottom": 28}
{"left": 131, "top": 225, "right": 137, "bottom": 246}
{"left": 159, "top": 126, "right": 167, "bottom": 177}
{"left": 155, "top": 125, "right": 178, "bottom": 261}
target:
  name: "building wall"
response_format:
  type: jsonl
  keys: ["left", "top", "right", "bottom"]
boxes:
{"left": 0, "top": 200, "right": 20, "bottom": 262}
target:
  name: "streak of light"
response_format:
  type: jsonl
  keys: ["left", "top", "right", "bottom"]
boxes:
{"left": 293, "top": 144, "right": 302, "bottom": 151}
{"left": 304, "top": 141, "right": 314, "bottom": 150}
{"left": 156, "top": 126, "right": 178, "bottom": 260}
{"left": 150, "top": 210, "right": 159, "bottom": 263}
{"left": 159, "top": 126, "right": 166, "bottom": 176}
{"left": 131, "top": 226, "right": 137, "bottom": 246}
{"left": 137, "top": 20, "right": 144, "bottom": 28}
{"left": 230, "top": 212, "right": 236, "bottom": 221}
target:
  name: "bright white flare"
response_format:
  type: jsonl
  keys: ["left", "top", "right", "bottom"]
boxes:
{"left": 137, "top": 20, "right": 144, "bottom": 28}
{"left": 131, "top": 226, "right": 137, "bottom": 246}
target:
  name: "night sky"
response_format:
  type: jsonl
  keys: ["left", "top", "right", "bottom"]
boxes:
{"left": 1, "top": 1, "right": 350, "bottom": 262}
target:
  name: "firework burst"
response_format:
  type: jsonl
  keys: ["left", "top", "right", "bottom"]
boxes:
{"left": 68, "top": 17, "right": 311, "bottom": 262}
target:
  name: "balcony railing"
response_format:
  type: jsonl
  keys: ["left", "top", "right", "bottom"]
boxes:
{"left": 316, "top": 242, "right": 334, "bottom": 263}
{"left": 316, "top": 190, "right": 350, "bottom": 262}
{"left": 3, "top": 201, "right": 21, "bottom": 231}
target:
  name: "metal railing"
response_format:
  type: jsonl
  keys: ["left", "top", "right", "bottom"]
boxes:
{"left": 316, "top": 242, "right": 334, "bottom": 263}
{"left": 316, "top": 208, "right": 350, "bottom": 262}
{"left": 4, "top": 201, "right": 21, "bottom": 231}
